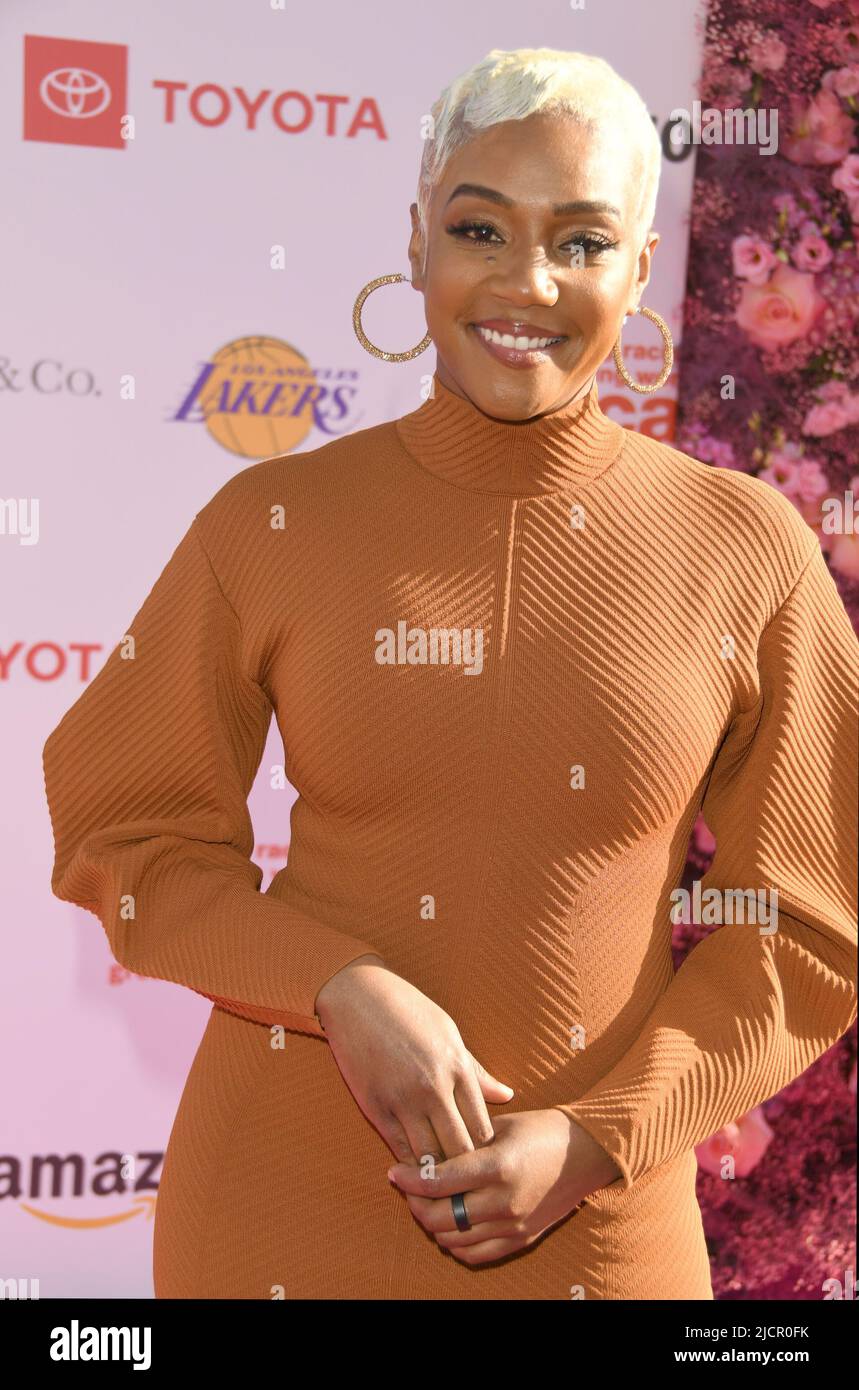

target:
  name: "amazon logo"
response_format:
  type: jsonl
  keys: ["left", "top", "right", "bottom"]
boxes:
{"left": 1, "top": 1151, "right": 162, "bottom": 1227}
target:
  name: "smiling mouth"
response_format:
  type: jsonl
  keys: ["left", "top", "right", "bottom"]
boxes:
{"left": 471, "top": 323, "right": 567, "bottom": 349}
{"left": 468, "top": 322, "right": 569, "bottom": 368}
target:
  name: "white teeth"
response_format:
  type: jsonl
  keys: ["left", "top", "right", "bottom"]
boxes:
{"left": 475, "top": 325, "right": 563, "bottom": 350}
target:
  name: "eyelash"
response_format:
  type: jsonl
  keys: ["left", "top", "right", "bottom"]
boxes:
{"left": 446, "top": 219, "right": 619, "bottom": 256}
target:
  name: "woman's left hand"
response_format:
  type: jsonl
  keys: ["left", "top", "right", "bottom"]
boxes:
{"left": 386, "top": 1107, "right": 622, "bottom": 1265}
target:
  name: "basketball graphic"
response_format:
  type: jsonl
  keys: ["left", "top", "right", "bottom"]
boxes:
{"left": 200, "top": 336, "right": 320, "bottom": 458}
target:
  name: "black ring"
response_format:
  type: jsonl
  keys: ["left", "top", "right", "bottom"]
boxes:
{"left": 451, "top": 1192, "right": 471, "bottom": 1232}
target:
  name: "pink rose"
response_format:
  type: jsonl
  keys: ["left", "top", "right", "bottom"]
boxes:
{"left": 798, "top": 462, "right": 854, "bottom": 539}
{"left": 822, "top": 64, "right": 859, "bottom": 96}
{"left": 748, "top": 34, "right": 787, "bottom": 71}
{"left": 809, "top": 90, "right": 855, "bottom": 161}
{"left": 816, "top": 380, "right": 851, "bottom": 401}
{"left": 797, "top": 460, "right": 830, "bottom": 502}
{"left": 782, "top": 91, "right": 854, "bottom": 165}
{"left": 695, "top": 1106, "right": 775, "bottom": 1178}
{"left": 803, "top": 400, "right": 850, "bottom": 435}
{"left": 759, "top": 455, "right": 802, "bottom": 495}
{"left": 833, "top": 154, "right": 859, "bottom": 197}
{"left": 732, "top": 234, "right": 778, "bottom": 283}
{"left": 792, "top": 233, "right": 833, "bottom": 272}
{"left": 825, "top": 392, "right": 859, "bottom": 423}
{"left": 735, "top": 263, "right": 827, "bottom": 348}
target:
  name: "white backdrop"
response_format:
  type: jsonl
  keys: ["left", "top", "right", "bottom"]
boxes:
{"left": 1, "top": 0, "right": 704, "bottom": 1297}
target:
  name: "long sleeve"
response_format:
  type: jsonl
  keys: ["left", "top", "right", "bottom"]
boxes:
{"left": 42, "top": 516, "right": 382, "bottom": 1039}
{"left": 554, "top": 542, "right": 859, "bottom": 1192}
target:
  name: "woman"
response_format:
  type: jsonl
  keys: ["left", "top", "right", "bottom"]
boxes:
{"left": 42, "top": 48, "right": 858, "bottom": 1301}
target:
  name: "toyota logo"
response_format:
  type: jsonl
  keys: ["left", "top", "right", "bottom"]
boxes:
{"left": 39, "top": 67, "right": 111, "bottom": 119}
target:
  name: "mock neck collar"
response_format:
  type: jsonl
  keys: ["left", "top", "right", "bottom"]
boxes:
{"left": 394, "top": 371, "right": 625, "bottom": 497}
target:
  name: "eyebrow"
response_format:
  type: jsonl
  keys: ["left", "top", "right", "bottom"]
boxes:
{"left": 445, "top": 182, "right": 623, "bottom": 220}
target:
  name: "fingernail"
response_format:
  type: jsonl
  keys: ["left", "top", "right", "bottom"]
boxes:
{"left": 387, "top": 1168, "right": 398, "bottom": 1184}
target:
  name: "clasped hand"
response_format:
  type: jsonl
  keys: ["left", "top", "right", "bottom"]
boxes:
{"left": 314, "top": 957, "right": 621, "bottom": 1266}
{"left": 387, "top": 1107, "right": 621, "bottom": 1266}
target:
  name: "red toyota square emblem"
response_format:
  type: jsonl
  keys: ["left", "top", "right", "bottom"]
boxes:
{"left": 23, "top": 35, "right": 128, "bottom": 149}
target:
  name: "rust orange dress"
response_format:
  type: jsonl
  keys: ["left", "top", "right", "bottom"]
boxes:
{"left": 43, "top": 373, "right": 858, "bottom": 1299}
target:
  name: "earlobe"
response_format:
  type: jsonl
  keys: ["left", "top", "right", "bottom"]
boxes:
{"left": 408, "top": 242, "right": 426, "bottom": 292}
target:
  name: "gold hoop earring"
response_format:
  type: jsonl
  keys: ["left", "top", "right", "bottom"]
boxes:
{"left": 352, "top": 273, "right": 432, "bottom": 361}
{"left": 612, "top": 305, "right": 674, "bottom": 393}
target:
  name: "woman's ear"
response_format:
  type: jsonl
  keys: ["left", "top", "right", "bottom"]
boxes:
{"left": 635, "top": 229, "right": 660, "bottom": 298}
{"left": 407, "top": 202, "right": 426, "bottom": 292}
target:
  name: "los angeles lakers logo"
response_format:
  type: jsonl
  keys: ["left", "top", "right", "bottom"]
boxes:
{"left": 173, "top": 335, "right": 359, "bottom": 460}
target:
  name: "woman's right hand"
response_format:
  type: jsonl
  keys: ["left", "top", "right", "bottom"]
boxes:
{"left": 314, "top": 954, "right": 515, "bottom": 1168}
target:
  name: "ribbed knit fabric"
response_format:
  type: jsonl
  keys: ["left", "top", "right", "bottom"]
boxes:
{"left": 42, "top": 372, "right": 858, "bottom": 1300}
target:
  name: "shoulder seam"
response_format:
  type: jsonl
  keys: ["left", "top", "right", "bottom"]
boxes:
{"left": 757, "top": 540, "right": 820, "bottom": 647}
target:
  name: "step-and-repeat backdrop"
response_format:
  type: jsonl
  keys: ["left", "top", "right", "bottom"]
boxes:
{"left": 1, "top": 0, "right": 703, "bottom": 1296}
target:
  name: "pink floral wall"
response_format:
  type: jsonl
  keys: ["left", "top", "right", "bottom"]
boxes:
{"left": 677, "top": 0, "right": 858, "bottom": 1299}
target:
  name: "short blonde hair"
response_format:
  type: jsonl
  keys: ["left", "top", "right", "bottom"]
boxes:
{"left": 416, "top": 47, "right": 662, "bottom": 273}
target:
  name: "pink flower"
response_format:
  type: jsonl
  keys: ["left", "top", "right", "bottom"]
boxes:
{"left": 822, "top": 64, "right": 859, "bottom": 97}
{"left": 692, "top": 815, "right": 716, "bottom": 857}
{"left": 803, "top": 400, "right": 851, "bottom": 435}
{"left": 747, "top": 34, "right": 787, "bottom": 71}
{"left": 732, "top": 234, "right": 778, "bottom": 283}
{"left": 782, "top": 91, "right": 854, "bottom": 165}
{"left": 695, "top": 1106, "right": 775, "bottom": 1178}
{"left": 809, "top": 0, "right": 837, "bottom": 8}
{"left": 759, "top": 455, "right": 802, "bottom": 495}
{"left": 773, "top": 192, "right": 797, "bottom": 217}
{"left": 833, "top": 154, "right": 859, "bottom": 198}
{"left": 694, "top": 434, "right": 738, "bottom": 468}
{"left": 797, "top": 460, "right": 831, "bottom": 502}
{"left": 792, "top": 233, "right": 833, "bottom": 272}
{"left": 710, "top": 440, "right": 736, "bottom": 468}
{"left": 735, "top": 263, "right": 827, "bottom": 348}
{"left": 816, "top": 380, "right": 851, "bottom": 401}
